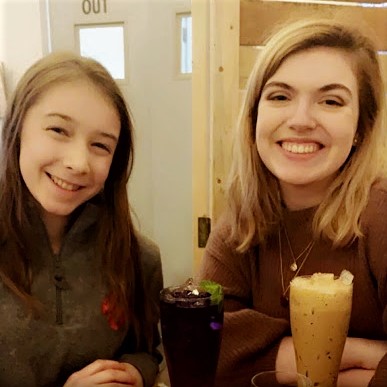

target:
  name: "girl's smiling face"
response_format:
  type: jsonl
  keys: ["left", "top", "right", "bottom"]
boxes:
{"left": 19, "top": 80, "right": 121, "bottom": 225}
{"left": 255, "top": 47, "right": 359, "bottom": 208}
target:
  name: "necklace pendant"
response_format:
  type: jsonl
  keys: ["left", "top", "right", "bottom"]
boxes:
{"left": 290, "top": 262, "right": 298, "bottom": 272}
{"left": 280, "top": 294, "right": 289, "bottom": 308}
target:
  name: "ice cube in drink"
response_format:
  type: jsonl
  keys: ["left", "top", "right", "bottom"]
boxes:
{"left": 290, "top": 271, "right": 353, "bottom": 387}
{"left": 160, "top": 280, "right": 223, "bottom": 387}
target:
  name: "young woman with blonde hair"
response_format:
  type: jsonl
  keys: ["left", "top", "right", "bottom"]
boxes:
{"left": 0, "top": 52, "right": 163, "bottom": 387}
{"left": 200, "top": 18, "right": 387, "bottom": 387}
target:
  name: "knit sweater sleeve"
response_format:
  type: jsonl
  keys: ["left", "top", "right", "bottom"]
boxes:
{"left": 199, "top": 219, "right": 289, "bottom": 386}
{"left": 362, "top": 180, "right": 387, "bottom": 387}
{"left": 118, "top": 235, "right": 163, "bottom": 387}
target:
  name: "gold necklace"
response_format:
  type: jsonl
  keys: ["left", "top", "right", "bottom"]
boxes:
{"left": 283, "top": 226, "right": 314, "bottom": 272}
{"left": 278, "top": 227, "right": 315, "bottom": 307}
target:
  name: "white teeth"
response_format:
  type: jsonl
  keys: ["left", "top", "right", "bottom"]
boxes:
{"left": 281, "top": 142, "right": 319, "bottom": 154}
{"left": 50, "top": 175, "right": 80, "bottom": 191}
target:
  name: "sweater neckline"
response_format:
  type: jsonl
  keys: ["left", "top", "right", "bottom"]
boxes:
{"left": 282, "top": 205, "right": 317, "bottom": 226}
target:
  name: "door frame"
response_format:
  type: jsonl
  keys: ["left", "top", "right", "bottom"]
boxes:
{"left": 191, "top": 0, "right": 240, "bottom": 272}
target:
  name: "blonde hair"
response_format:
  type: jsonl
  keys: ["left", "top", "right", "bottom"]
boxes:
{"left": 227, "top": 18, "right": 387, "bottom": 252}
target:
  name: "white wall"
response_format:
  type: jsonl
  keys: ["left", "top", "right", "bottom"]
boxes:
{"left": 0, "top": 0, "right": 193, "bottom": 287}
{"left": 146, "top": 0, "right": 193, "bottom": 287}
{"left": 117, "top": 0, "right": 193, "bottom": 286}
{"left": 0, "top": 0, "right": 45, "bottom": 95}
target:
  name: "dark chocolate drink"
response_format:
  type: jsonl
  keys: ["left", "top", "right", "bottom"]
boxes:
{"left": 160, "top": 283, "right": 223, "bottom": 387}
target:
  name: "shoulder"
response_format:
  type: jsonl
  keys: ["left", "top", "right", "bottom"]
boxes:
{"left": 204, "top": 214, "right": 252, "bottom": 264}
{"left": 205, "top": 216, "right": 233, "bottom": 254}
{"left": 208, "top": 215, "right": 234, "bottom": 244}
{"left": 136, "top": 233, "right": 163, "bottom": 305}
{"left": 362, "top": 178, "right": 387, "bottom": 224}
{"left": 137, "top": 233, "right": 160, "bottom": 262}
{"left": 136, "top": 233, "right": 162, "bottom": 278}
{"left": 369, "top": 178, "right": 387, "bottom": 203}
{"left": 361, "top": 178, "right": 387, "bottom": 237}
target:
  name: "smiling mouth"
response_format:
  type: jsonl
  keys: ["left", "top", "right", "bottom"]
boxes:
{"left": 47, "top": 173, "right": 82, "bottom": 191}
{"left": 280, "top": 141, "right": 322, "bottom": 154}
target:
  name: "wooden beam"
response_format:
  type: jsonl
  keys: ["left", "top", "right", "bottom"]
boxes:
{"left": 192, "top": 0, "right": 210, "bottom": 273}
{"left": 240, "top": 0, "right": 387, "bottom": 51}
{"left": 210, "top": 0, "right": 240, "bottom": 223}
{"left": 239, "top": 45, "right": 263, "bottom": 88}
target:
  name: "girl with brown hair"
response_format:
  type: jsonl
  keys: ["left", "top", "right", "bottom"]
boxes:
{"left": 0, "top": 52, "right": 163, "bottom": 387}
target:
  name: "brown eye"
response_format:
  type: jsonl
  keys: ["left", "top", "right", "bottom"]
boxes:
{"left": 321, "top": 94, "right": 345, "bottom": 107}
{"left": 324, "top": 99, "right": 343, "bottom": 107}
{"left": 93, "top": 142, "right": 111, "bottom": 153}
{"left": 48, "top": 127, "right": 67, "bottom": 135}
{"left": 47, "top": 126, "right": 68, "bottom": 136}
{"left": 268, "top": 93, "right": 289, "bottom": 102}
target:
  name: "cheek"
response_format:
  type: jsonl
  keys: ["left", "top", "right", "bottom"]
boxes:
{"left": 255, "top": 107, "right": 277, "bottom": 140}
{"left": 255, "top": 116, "right": 274, "bottom": 154}
{"left": 19, "top": 142, "right": 37, "bottom": 181}
{"left": 94, "top": 159, "right": 114, "bottom": 186}
{"left": 331, "top": 122, "right": 357, "bottom": 147}
{"left": 19, "top": 128, "right": 54, "bottom": 167}
{"left": 255, "top": 115, "right": 264, "bottom": 144}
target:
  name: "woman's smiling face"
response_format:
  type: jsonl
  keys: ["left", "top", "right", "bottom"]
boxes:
{"left": 255, "top": 47, "right": 359, "bottom": 206}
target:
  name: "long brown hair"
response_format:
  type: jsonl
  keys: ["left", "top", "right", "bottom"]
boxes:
{"left": 227, "top": 18, "right": 387, "bottom": 252}
{"left": 0, "top": 52, "right": 154, "bottom": 350}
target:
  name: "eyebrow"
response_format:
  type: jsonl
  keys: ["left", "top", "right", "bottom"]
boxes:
{"left": 262, "top": 81, "right": 353, "bottom": 97}
{"left": 99, "top": 131, "right": 119, "bottom": 143}
{"left": 319, "top": 83, "right": 353, "bottom": 96}
{"left": 46, "top": 112, "right": 73, "bottom": 122}
{"left": 46, "top": 112, "right": 119, "bottom": 143}
{"left": 262, "top": 82, "right": 292, "bottom": 92}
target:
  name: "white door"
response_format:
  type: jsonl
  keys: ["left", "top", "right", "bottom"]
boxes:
{"left": 45, "top": 0, "right": 193, "bottom": 286}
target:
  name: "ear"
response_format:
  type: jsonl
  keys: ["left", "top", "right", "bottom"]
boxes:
{"left": 352, "top": 134, "right": 359, "bottom": 146}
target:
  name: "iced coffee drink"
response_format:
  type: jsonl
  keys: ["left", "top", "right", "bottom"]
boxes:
{"left": 289, "top": 271, "right": 353, "bottom": 387}
{"left": 160, "top": 279, "right": 223, "bottom": 387}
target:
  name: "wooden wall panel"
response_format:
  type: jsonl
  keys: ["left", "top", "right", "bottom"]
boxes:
{"left": 192, "top": 0, "right": 210, "bottom": 272}
{"left": 210, "top": 0, "right": 240, "bottom": 222}
{"left": 239, "top": 45, "right": 263, "bottom": 88}
{"left": 191, "top": 0, "right": 240, "bottom": 272}
{"left": 240, "top": 0, "right": 387, "bottom": 51}
{"left": 240, "top": 46, "right": 387, "bottom": 92}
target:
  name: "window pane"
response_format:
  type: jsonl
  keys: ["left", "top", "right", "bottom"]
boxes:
{"left": 179, "top": 14, "right": 192, "bottom": 74}
{"left": 78, "top": 25, "right": 125, "bottom": 80}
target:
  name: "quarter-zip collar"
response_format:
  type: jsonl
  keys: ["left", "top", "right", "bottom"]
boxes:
{"left": 25, "top": 201, "right": 100, "bottom": 325}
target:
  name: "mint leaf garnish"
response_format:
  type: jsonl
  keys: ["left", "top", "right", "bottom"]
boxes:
{"left": 199, "top": 280, "right": 223, "bottom": 305}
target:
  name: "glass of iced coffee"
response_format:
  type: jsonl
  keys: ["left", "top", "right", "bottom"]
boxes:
{"left": 289, "top": 271, "right": 353, "bottom": 387}
{"left": 160, "top": 279, "right": 223, "bottom": 387}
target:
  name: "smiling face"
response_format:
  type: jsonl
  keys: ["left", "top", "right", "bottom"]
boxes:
{"left": 255, "top": 47, "right": 359, "bottom": 208}
{"left": 19, "top": 80, "right": 121, "bottom": 226}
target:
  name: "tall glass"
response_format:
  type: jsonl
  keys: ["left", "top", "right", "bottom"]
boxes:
{"left": 160, "top": 281, "right": 223, "bottom": 387}
{"left": 289, "top": 272, "right": 353, "bottom": 387}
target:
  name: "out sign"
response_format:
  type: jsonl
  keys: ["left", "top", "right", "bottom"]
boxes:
{"left": 82, "top": 0, "right": 107, "bottom": 14}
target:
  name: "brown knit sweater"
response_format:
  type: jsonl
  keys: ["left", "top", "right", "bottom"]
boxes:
{"left": 200, "top": 180, "right": 387, "bottom": 387}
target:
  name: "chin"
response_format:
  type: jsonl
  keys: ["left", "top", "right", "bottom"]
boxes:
{"left": 41, "top": 204, "right": 79, "bottom": 218}
{"left": 277, "top": 175, "right": 320, "bottom": 187}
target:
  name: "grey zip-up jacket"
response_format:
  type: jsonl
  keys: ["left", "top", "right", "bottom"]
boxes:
{"left": 0, "top": 203, "right": 163, "bottom": 387}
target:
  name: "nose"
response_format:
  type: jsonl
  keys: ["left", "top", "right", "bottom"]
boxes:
{"left": 287, "top": 99, "right": 317, "bottom": 131}
{"left": 63, "top": 143, "right": 90, "bottom": 174}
